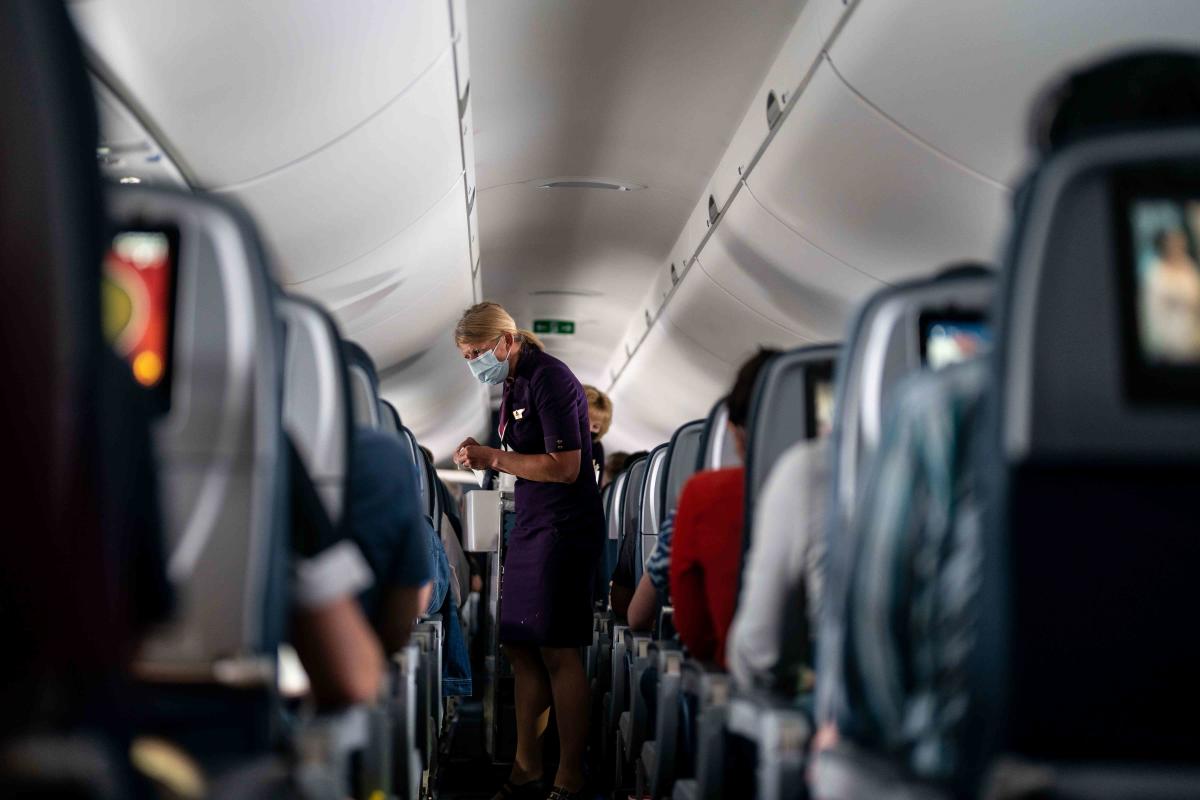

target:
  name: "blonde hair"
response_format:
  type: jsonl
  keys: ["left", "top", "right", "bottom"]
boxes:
{"left": 454, "top": 301, "right": 544, "bottom": 351}
{"left": 583, "top": 385, "right": 612, "bottom": 437}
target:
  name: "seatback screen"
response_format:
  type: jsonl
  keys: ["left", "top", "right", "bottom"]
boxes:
{"left": 1129, "top": 198, "right": 1200, "bottom": 365}
{"left": 1115, "top": 173, "right": 1200, "bottom": 404}
{"left": 920, "top": 314, "right": 991, "bottom": 371}
{"left": 805, "top": 362, "right": 836, "bottom": 440}
{"left": 102, "top": 229, "right": 178, "bottom": 412}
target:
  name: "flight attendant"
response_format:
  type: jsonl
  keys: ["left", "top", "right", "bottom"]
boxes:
{"left": 452, "top": 302, "right": 604, "bottom": 800}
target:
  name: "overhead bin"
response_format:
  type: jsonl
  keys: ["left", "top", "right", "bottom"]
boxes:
{"left": 71, "top": 1, "right": 453, "bottom": 186}
{"left": 335, "top": 199, "right": 474, "bottom": 367}
{"left": 662, "top": 263, "right": 804, "bottom": 366}
{"left": 706, "top": 0, "right": 827, "bottom": 213}
{"left": 696, "top": 187, "right": 883, "bottom": 343}
{"left": 827, "top": 0, "right": 1200, "bottom": 185}
{"left": 216, "top": 51, "right": 463, "bottom": 285}
{"left": 607, "top": 323, "right": 733, "bottom": 452}
{"left": 815, "top": 0, "right": 855, "bottom": 42}
{"left": 288, "top": 176, "right": 471, "bottom": 319}
{"left": 746, "top": 60, "right": 1010, "bottom": 286}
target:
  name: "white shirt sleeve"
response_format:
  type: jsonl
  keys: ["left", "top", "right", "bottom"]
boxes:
{"left": 727, "top": 440, "right": 829, "bottom": 692}
{"left": 292, "top": 540, "right": 375, "bottom": 610}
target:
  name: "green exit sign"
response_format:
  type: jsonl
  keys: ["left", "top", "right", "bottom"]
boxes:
{"left": 533, "top": 319, "right": 575, "bottom": 335}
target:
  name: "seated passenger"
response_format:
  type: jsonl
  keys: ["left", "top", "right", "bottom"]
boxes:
{"left": 726, "top": 438, "right": 828, "bottom": 694}
{"left": 816, "top": 51, "right": 1200, "bottom": 764}
{"left": 421, "top": 445, "right": 473, "bottom": 611}
{"left": 626, "top": 508, "right": 674, "bottom": 632}
{"left": 607, "top": 450, "right": 648, "bottom": 618}
{"left": 287, "top": 439, "right": 386, "bottom": 708}
{"left": 668, "top": 349, "right": 778, "bottom": 667}
{"left": 349, "top": 427, "right": 434, "bottom": 654}
{"left": 583, "top": 385, "right": 613, "bottom": 486}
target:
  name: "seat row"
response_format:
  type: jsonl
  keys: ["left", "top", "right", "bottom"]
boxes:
{"left": 592, "top": 51, "right": 1200, "bottom": 800}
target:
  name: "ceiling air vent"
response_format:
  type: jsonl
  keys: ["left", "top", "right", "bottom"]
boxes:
{"left": 529, "top": 176, "right": 645, "bottom": 192}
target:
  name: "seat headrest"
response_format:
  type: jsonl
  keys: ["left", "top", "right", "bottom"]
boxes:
{"left": 997, "top": 131, "right": 1200, "bottom": 461}
{"left": 971, "top": 126, "right": 1200, "bottom": 769}
{"left": 379, "top": 399, "right": 402, "bottom": 434}
{"left": 343, "top": 341, "right": 381, "bottom": 430}
{"left": 635, "top": 443, "right": 670, "bottom": 579}
{"left": 619, "top": 454, "right": 649, "bottom": 549}
{"left": 661, "top": 419, "right": 705, "bottom": 518}
{"left": 832, "top": 265, "right": 995, "bottom": 530}
{"left": 638, "top": 444, "right": 670, "bottom": 538}
{"left": 278, "top": 296, "right": 353, "bottom": 527}
{"left": 107, "top": 184, "right": 288, "bottom": 675}
{"left": 697, "top": 400, "right": 739, "bottom": 471}
{"left": 398, "top": 425, "right": 436, "bottom": 521}
{"left": 605, "top": 470, "right": 629, "bottom": 541}
{"left": 743, "top": 343, "right": 840, "bottom": 543}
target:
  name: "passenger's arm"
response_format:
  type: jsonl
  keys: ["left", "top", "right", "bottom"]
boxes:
{"left": 292, "top": 595, "right": 384, "bottom": 708}
{"left": 290, "top": 540, "right": 384, "bottom": 707}
{"left": 610, "top": 581, "right": 633, "bottom": 618}
{"left": 378, "top": 582, "right": 431, "bottom": 654}
{"left": 627, "top": 573, "right": 657, "bottom": 632}
{"left": 668, "top": 488, "right": 716, "bottom": 661}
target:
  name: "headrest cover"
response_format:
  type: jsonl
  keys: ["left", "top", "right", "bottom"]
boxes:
{"left": 278, "top": 296, "right": 352, "bottom": 526}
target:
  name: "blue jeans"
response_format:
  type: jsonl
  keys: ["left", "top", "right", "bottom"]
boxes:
{"left": 424, "top": 516, "right": 472, "bottom": 697}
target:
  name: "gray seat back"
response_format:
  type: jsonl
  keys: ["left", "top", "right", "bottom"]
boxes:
{"left": 637, "top": 443, "right": 670, "bottom": 578}
{"left": 831, "top": 265, "right": 995, "bottom": 538}
{"left": 606, "top": 470, "right": 629, "bottom": 542}
{"left": 344, "top": 341, "right": 381, "bottom": 430}
{"left": 109, "top": 185, "right": 288, "bottom": 679}
{"left": 697, "top": 400, "right": 739, "bottom": 472}
{"left": 278, "top": 296, "right": 353, "bottom": 527}
{"left": 661, "top": 419, "right": 705, "bottom": 519}
{"left": 743, "top": 344, "right": 840, "bottom": 549}
{"left": 975, "top": 127, "right": 1200, "bottom": 772}
{"left": 379, "top": 399, "right": 402, "bottom": 434}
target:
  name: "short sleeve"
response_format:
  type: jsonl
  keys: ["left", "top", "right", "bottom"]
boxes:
{"left": 531, "top": 361, "right": 582, "bottom": 453}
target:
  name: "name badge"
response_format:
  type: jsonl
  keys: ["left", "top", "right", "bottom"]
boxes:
{"left": 513, "top": 408, "right": 525, "bottom": 420}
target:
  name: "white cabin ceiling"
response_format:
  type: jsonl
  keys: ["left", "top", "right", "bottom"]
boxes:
{"left": 467, "top": 0, "right": 805, "bottom": 388}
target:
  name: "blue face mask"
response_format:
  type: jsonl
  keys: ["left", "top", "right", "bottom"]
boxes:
{"left": 468, "top": 338, "right": 510, "bottom": 384}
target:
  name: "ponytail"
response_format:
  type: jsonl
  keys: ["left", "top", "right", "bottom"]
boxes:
{"left": 517, "top": 328, "right": 545, "bottom": 351}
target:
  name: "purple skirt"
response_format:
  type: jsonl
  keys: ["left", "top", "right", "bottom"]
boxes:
{"left": 499, "top": 520, "right": 602, "bottom": 648}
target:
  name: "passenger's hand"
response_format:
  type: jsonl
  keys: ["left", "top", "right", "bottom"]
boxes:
{"left": 456, "top": 444, "right": 497, "bottom": 470}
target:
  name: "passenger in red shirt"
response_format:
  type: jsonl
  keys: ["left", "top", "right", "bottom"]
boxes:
{"left": 669, "top": 349, "right": 778, "bottom": 668}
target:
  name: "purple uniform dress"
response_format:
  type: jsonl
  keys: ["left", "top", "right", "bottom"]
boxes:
{"left": 499, "top": 346, "right": 605, "bottom": 647}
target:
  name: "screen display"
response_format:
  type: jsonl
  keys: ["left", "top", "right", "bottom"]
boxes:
{"left": 922, "top": 317, "right": 991, "bottom": 371}
{"left": 102, "top": 229, "right": 177, "bottom": 410}
{"left": 1128, "top": 198, "right": 1200, "bottom": 365}
{"left": 805, "top": 361, "right": 836, "bottom": 440}
{"left": 812, "top": 378, "right": 835, "bottom": 438}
